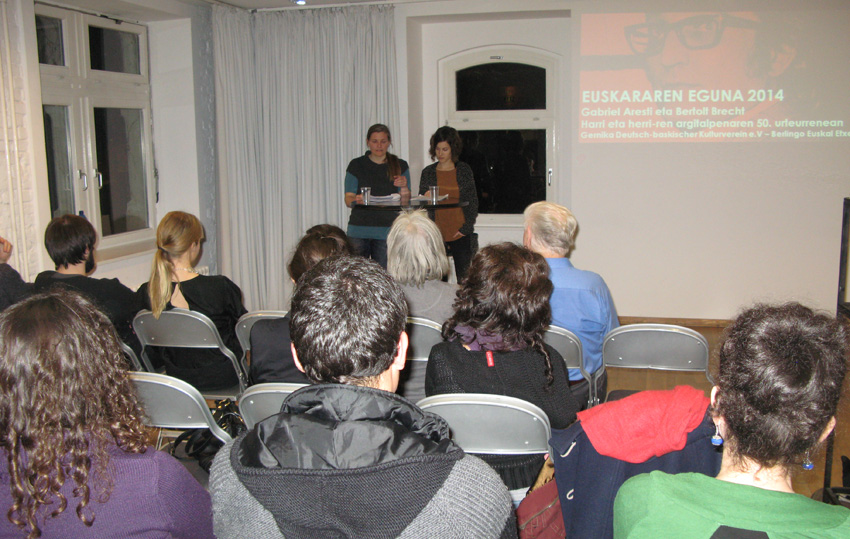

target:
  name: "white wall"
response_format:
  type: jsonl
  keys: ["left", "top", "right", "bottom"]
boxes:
{"left": 398, "top": 0, "right": 850, "bottom": 320}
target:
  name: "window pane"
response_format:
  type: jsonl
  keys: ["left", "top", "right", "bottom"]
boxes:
{"left": 456, "top": 63, "right": 546, "bottom": 111}
{"left": 43, "top": 105, "right": 75, "bottom": 217}
{"left": 459, "top": 130, "right": 547, "bottom": 214}
{"left": 89, "top": 26, "right": 140, "bottom": 74}
{"left": 93, "top": 108, "right": 148, "bottom": 235}
{"left": 36, "top": 15, "right": 65, "bottom": 66}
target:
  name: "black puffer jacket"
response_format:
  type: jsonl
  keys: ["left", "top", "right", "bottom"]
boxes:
{"left": 210, "top": 384, "right": 518, "bottom": 539}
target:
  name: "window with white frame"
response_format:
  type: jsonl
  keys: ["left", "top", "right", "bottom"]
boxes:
{"left": 35, "top": 4, "right": 155, "bottom": 258}
{"left": 441, "top": 47, "right": 558, "bottom": 221}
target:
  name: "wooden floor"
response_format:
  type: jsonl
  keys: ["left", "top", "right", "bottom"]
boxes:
{"left": 606, "top": 323, "right": 850, "bottom": 497}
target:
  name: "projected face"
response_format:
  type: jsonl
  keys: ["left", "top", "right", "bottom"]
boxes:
{"left": 629, "top": 12, "right": 764, "bottom": 99}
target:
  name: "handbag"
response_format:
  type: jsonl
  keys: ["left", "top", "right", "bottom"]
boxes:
{"left": 516, "top": 460, "right": 566, "bottom": 539}
{"left": 170, "top": 398, "right": 246, "bottom": 472}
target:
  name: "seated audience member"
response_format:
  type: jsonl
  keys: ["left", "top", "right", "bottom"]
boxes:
{"left": 137, "top": 211, "right": 246, "bottom": 391}
{"left": 387, "top": 209, "right": 458, "bottom": 323}
{"left": 0, "top": 289, "right": 213, "bottom": 538}
{"left": 425, "top": 242, "right": 579, "bottom": 500}
{"left": 614, "top": 303, "right": 850, "bottom": 538}
{"left": 210, "top": 256, "right": 517, "bottom": 538}
{"left": 523, "top": 201, "right": 618, "bottom": 408}
{"left": 33, "top": 215, "right": 143, "bottom": 354}
{"left": 249, "top": 224, "right": 352, "bottom": 384}
{"left": 0, "top": 237, "right": 31, "bottom": 311}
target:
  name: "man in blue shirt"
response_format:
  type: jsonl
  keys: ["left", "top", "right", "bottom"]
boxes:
{"left": 523, "top": 202, "right": 618, "bottom": 408}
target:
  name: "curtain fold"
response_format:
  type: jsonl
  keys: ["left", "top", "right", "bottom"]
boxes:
{"left": 213, "top": 5, "right": 399, "bottom": 310}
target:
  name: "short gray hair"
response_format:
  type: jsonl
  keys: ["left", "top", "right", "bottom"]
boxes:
{"left": 523, "top": 201, "right": 578, "bottom": 257}
{"left": 387, "top": 210, "right": 449, "bottom": 286}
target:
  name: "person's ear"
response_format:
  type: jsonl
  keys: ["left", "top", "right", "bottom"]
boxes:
{"left": 392, "top": 331, "right": 409, "bottom": 372}
{"left": 768, "top": 44, "right": 796, "bottom": 77}
{"left": 291, "top": 343, "right": 305, "bottom": 373}
{"left": 819, "top": 416, "right": 837, "bottom": 443}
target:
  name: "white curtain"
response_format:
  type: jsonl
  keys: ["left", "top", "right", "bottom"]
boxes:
{"left": 213, "top": 5, "right": 399, "bottom": 310}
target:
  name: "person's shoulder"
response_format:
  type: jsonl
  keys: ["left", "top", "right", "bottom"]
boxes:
{"left": 399, "top": 157, "right": 410, "bottom": 170}
{"left": 33, "top": 270, "right": 57, "bottom": 284}
{"left": 456, "top": 161, "right": 473, "bottom": 173}
{"left": 252, "top": 316, "right": 290, "bottom": 337}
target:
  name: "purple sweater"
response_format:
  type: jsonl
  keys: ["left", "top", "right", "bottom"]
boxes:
{"left": 0, "top": 445, "right": 213, "bottom": 538}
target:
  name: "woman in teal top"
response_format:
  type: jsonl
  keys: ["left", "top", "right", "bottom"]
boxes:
{"left": 615, "top": 303, "right": 850, "bottom": 538}
{"left": 344, "top": 124, "right": 410, "bottom": 268}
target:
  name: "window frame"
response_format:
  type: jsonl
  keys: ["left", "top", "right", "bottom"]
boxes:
{"left": 439, "top": 46, "right": 559, "bottom": 226}
{"left": 35, "top": 4, "right": 156, "bottom": 261}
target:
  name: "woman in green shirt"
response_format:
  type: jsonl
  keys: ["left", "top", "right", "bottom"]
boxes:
{"left": 615, "top": 303, "right": 850, "bottom": 538}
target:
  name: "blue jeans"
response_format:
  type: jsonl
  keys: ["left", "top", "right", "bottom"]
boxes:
{"left": 349, "top": 237, "right": 388, "bottom": 269}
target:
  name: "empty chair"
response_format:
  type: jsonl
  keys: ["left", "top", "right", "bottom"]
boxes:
{"left": 602, "top": 323, "right": 710, "bottom": 402}
{"left": 397, "top": 316, "right": 443, "bottom": 404}
{"left": 544, "top": 325, "right": 594, "bottom": 408}
{"left": 131, "top": 371, "right": 233, "bottom": 449}
{"left": 417, "top": 393, "right": 551, "bottom": 455}
{"left": 238, "top": 382, "right": 309, "bottom": 429}
{"left": 133, "top": 309, "right": 247, "bottom": 399}
{"left": 235, "top": 310, "right": 288, "bottom": 375}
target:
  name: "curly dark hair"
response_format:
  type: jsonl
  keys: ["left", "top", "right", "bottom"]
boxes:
{"left": 288, "top": 225, "right": 354, "bottom": 283}
{"left": 714, "top": 303, "right": 849, "bottom": 470}
{"left": 0, "top": 289, "right": 149, "bottom": 538}
{"left": 443, "top": 242, "right": 555, "bottom": 385}
{"left": 428, "top": 125, "right": 463, "bottom": 163}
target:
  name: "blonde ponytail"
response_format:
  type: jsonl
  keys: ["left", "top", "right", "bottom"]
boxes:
{"left": 148, "top": 212, "right": 204, "bottom": 318}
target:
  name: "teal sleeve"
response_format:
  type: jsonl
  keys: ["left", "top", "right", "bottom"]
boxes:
{"left": 344, "top": 172, "right": 358, "bottom": 194}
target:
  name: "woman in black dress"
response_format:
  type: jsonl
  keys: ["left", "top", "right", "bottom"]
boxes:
{"left": 425, "top": 242, "right": 579, "bottom": 500}
{"left": 137, "top": 211, "right": 246, "bottom": 391}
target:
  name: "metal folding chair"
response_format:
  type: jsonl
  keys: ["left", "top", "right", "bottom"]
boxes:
{"left": 131, "top": 371, "right": 232, "bottom": 449}
{"left": 398, "top": 316, "right": 443, "bottom": 404}
{"left": 238, "top": 382, "right": 308, "bottom": 429}
{"left": 133, "top": 309, "right": 247, "bottom": 400}
{"left": 602, "top": 323, "right": 711, "bottom": 402}
{"left": 417, "top": 393, "right": 551, "bottom": 455}
{"left": 235, "top": 310, "right": 289, "bottom": 376}
{"left": 544, "top": 325, "right": 595, "bottom": 407}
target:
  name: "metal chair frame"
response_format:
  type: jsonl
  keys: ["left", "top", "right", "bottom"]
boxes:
{"left": 544, "top": 325, "right": 595, "bottom": 407}
{"left": 238, "top": 382, "right": 308, "bottom": 429}
{"left": 235, "top": 310, "right": 289, "bottom": 376}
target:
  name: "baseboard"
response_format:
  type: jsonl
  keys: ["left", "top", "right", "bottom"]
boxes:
{"left": 618, "top": 316, "right": 731, "bottom": 329}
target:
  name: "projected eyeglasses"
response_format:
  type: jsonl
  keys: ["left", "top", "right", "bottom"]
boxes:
{"left": 625, "top": 14, "right": 759, "bottom": 56}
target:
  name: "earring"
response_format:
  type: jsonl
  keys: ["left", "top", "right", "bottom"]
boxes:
{"left": 802, "top": 453, "right": 814, "bottom": 471}
{"left": 711, "top": 423, "right": 724, "bottom": 447}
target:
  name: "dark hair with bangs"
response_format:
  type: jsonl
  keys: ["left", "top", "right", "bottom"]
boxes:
{"left": 0, "top": 289, "right": 148, "bottom": 538}
{"left": 289, "top": 256, "right": 408, "bottom": 385}
{"left": 44, "top": 214, "right": 96, "bottom": 269}
{"left": 428, "top": 125, "right": 463, "bottom": 163}
{"left": 714, "top": 302, "right": 848, "bottom": 469}
{"left": 443, "top": 242, "right": 555, "bottom": 385}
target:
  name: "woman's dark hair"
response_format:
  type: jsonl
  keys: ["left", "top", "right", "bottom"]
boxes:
{"left": 288, "top": 225, "right": 354, "bottom": 283}
{"left": 366, "top": 123, "right": 402, "bottom": 179}
{"left": 428, "top": 125, "right": 463, "bottom": 163}
{"left": 0, "top": 289, "right": 148, "bottom": 538}
{"left": 714, "top": 302, "right": 848, "bottom": 469}
{"left": 444, "top": 242, "right": 555, "bottom": 385}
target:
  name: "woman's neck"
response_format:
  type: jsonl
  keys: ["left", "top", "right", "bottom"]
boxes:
{"left": 170, "top": 255, "right": 200, "bottom": 281}
{"left": 368, "top": 153, "right": 387, "bottom": 164}
{"left": 715, "top": 450, "right": 795, "bottom": 494}
{"left": 436, "top": 161, "right": 455, "bottom": 171}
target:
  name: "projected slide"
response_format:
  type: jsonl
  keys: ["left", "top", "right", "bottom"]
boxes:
{"left": 579, "top": 11, "right": 850, "bottom": 142}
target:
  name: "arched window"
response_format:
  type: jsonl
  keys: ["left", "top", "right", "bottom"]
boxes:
{"left": 441, "top": 47, "right": 557, "bottom": 217}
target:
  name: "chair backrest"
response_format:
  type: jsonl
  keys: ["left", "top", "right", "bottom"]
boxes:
{"left": 235, "top": 310, "right": 288, "bottom": 375}
{"left": 133, "top": 309, "right": 247, "bottom": 394}
{"left": 238, "top": 382, "right": 308, "bottom": 429}
{"left": 545, "top": 325, "right": 595, "bottom": 408}
{"left": 130, "top": 371, "right": 232, "bottom": 444}
{"left": 602, "top": 323, "right": 710, "bottom": 381}
{"left": 120, "top": 341, "right": 149, "bottom": 372}
{"left": 406, "top": 316, "right": 443, "bottom": 361}
{"left": 417, "top": 393, "right": 551, "bottom": 455}
{"left": 397, "top": 317, "right": 443, "bottom": 404}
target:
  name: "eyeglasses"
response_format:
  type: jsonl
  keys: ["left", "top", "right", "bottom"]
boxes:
{"left": 624, "top": 14, "right": 759, "bottom": 56}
